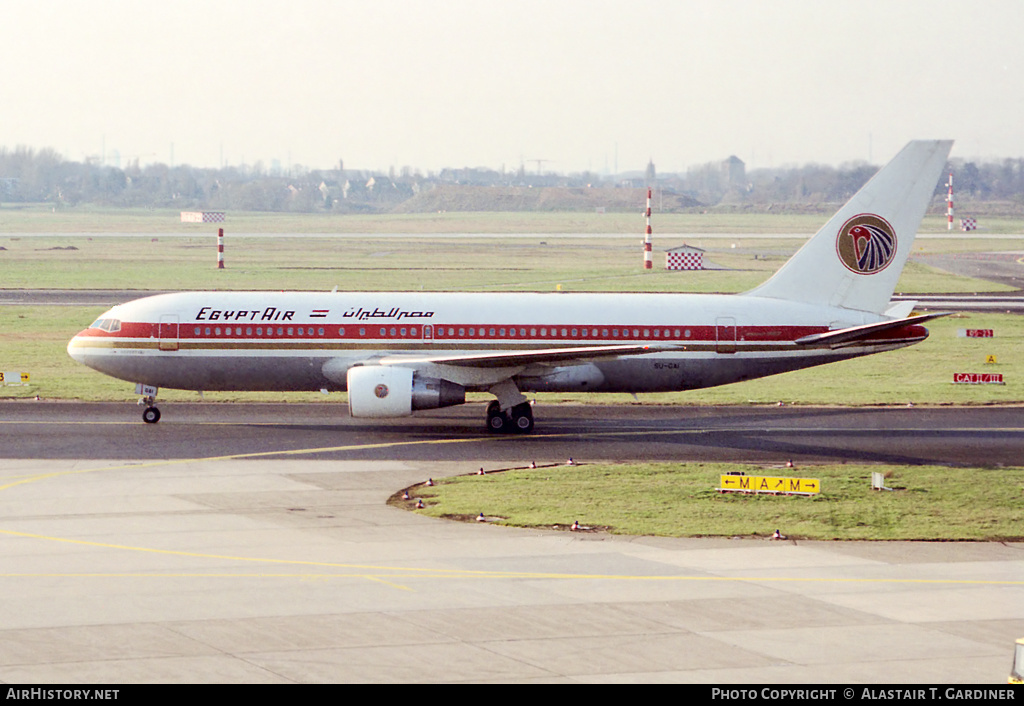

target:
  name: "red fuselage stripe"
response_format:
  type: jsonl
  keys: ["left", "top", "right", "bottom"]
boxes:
{"left": 78, "top": 322, "right": 829, "bottom": 343}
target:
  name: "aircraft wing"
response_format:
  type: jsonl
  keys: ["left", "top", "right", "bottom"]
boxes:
{"left": 378, "top": 343, "right": 677, "bottom": 369}
{"left": 793, "top": 312, "right": 950, "bottom": 348}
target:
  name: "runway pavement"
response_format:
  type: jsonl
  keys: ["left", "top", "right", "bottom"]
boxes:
{"left": 0, "top": 403, "right": 1022, "bottom": 683}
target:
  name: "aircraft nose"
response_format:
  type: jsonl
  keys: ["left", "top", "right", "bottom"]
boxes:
{"left": 67, "top": 331, "right": 88, "bottom": 364}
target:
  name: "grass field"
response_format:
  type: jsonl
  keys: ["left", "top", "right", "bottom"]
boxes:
{"left": 0, "top": 232, "right": 1019, "bottom": 293}
{"left": 1, "top": 216, "right": 1022, "bottom": 404}
{"left": 400, "top": 461, "right": 1024, "bottom": 541}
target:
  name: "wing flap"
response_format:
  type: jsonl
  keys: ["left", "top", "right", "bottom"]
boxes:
{"left": 379, "top": 343, "right": 677, "bottom": 368}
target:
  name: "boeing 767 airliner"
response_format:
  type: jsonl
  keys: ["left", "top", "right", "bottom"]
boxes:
{"left": 68, "top": 140, "right": 953, "bottom": 432}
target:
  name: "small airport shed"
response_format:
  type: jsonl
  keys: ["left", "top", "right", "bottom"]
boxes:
{"left": 665, "top": 244, "right": 705, "bottom": 270}
{"left": 181, "top": 211, "right": 226, "bottom": 223}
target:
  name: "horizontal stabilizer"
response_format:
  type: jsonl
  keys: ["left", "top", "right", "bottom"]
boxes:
{"left": 794, "top": 312, "right": 950, "bottom": 348}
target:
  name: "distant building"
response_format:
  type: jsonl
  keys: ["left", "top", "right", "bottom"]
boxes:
{"left": 722, "top": 155, "right": 745, "bottom": 186}
{"left": 686, "top": 155, "right": 747, "bottom": 203}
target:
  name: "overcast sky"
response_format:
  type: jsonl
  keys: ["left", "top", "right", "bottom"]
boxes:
{"left": 2, "top": 0, "right": 1021, "bottom": 174}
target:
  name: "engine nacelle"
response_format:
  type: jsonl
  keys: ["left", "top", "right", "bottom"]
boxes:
{"left": 347, "top": 365, "right": 465, "bottom": 418}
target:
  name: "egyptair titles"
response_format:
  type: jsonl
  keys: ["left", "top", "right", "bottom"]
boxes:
{"left": 194, "top": 305, "right": 435, "bottom": 323}
{"left": 342, "top": 307, "right": 434, "bottom": 321}
{"left": 196, "top": 307, "right": 295, "bottom": 322}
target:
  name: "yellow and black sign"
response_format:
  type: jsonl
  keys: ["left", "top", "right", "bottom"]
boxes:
{"left": 0, "top": 372, "right": 30, "bottom": 384}
{"left": 719, "top": 474, "right": 820, "bottom": 495}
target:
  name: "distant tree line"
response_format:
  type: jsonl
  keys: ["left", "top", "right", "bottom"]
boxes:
{"left": 2, "top": 145, "right": 1023, "bottom": 213}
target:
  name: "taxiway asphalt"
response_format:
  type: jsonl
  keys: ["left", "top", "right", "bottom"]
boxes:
{"left": 2, "top": 402, "right": 1024, "bottom": 467}
{"left": 0, "top": 403, "right": 1022, "bottom": 683}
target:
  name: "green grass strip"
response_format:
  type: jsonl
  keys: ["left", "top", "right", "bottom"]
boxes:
{"left": 404, "top": 462, "right": 1024, "bottom": 541}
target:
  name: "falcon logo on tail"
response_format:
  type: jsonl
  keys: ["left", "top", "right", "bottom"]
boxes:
{"left": 836, "top": 214, "right": 897, "bottom": 274}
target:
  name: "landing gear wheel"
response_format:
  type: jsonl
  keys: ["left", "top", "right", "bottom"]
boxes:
{"left": 142, "top": 406, "right": 161, "bottom": 424}
{"left": 510, "top": 402, "right": 534, "bottom": 434}
{"left": 486, "top": 400, "right": 534, "bottom": 434}
{"left": 486, "top": 401, "right": 508, "bottom": 433}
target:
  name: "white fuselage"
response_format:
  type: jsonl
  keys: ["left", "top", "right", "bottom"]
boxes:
{"left": 67, "top": 290, "right": 920, "bottom": 395}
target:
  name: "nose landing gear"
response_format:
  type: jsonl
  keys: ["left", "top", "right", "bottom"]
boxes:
{"left": 136, "top": 383, "right": 161, "bottom": 424}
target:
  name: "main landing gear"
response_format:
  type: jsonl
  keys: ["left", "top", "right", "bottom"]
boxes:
{"left": 136, "top": 384, "right": 161, "bottom": 424}
{"left": 486, "top": 400, "right": 534, "bottom": 434}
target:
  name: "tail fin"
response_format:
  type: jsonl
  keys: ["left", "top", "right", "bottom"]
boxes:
{"left": 745, "top": 140, "right": 953, "bottom": 314}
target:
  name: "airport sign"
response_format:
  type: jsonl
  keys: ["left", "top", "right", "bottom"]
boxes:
{"left": 718, "top": 474, "right": 820, "bottom": 495}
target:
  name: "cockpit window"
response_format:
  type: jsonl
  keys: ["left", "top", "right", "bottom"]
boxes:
{"left": 90, "top": 318, "right": 122, "bottom": 333}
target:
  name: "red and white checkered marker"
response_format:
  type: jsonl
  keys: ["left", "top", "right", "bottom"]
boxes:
{"left": 960, "top": 218, "right": 977, "bottom": 231}
{"left": 181, "top": 211, "right": 225, "bottom": 223}
{"left": 666, "top": 252, "right": 704, "bottom": 270}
